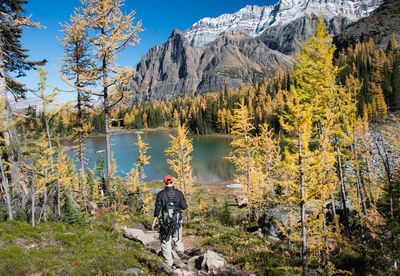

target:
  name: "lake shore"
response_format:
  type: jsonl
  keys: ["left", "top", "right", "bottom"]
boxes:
{"left": 87, "top": 126, "right": 233, "bottom": 139}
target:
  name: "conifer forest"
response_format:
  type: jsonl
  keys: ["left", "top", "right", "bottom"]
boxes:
{"left": 0, "top": 0, "right": 400, "bottom": 275}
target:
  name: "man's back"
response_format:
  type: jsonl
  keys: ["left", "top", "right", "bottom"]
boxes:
{"left": 154, "top": 187, "right": 187, "bottom": 218}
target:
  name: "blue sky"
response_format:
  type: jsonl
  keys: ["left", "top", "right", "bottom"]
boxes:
{"left": 19, "top": 0, "right": 276, "bottom": 102}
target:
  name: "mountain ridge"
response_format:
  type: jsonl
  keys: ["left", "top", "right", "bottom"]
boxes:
{"left": 129, "top": 0, "right": 382, "bottom": 102}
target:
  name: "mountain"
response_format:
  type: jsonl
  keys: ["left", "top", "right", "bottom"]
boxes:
{"left": 184, "top": 0, "right": 380, "bottom": 48}
{"left": 129, "top": 29, "right": 292, "bottom": 101}
{"left": 334, "top": 0, "right": 400, "bottom": 51}
{"left": 130, "top": 0, "right": 381, "bottom": 101}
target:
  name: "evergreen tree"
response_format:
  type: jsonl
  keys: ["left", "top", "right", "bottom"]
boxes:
{"left": 0, "top": 0, "right": 45, "bottom": 206}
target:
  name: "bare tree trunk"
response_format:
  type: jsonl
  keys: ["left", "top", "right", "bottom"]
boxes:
{"left": 351, "top": 135, "right": 368, "bottom": 216}
{"left": 330, "top": 192, "right": 336, "bottom": 218}
{"left": 139, "top": 166, "right": 144, "bottom": 211}
{"left": 322, "top": 209, "right": 330, "bottom": 267}
{"left": 335, "top": 137, "right": 352, "bottom": 240}
{"left": 181, "top": 160, "right": 189, "bottom": 222}
{"left": 0, "top": 58, "right": 28, "bottom": 208}
{"left": 38, "top": 168, "right": 48, "bottom": 223}
{"left": 375, "top": 140, "right": 398, "bottom": 272}
{"left": 0, "top": 156, "right": 13, "bottom": 220}
{"left": 298, "top": 129, "right": 308, "bottom": 276}
{"left": 57, "top": 175, "right": 61, "bottom": 218}
{"left": 102, "top": 56, "right": 112, "bottom": 180}
{"left": 31, "top": 171, "right": 35, "bottom": 227}
{"left": 77, "top": 85, "right": 88, "bottom": 213}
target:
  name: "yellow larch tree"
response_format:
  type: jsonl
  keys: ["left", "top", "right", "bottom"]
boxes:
{"left": 279, "top": 94, "right": 314, "bottom": 275}
{"left": 254, "top": 123, "right": 281, "bottom": 209}
{"left": 135, "top": 134, "right": 151, "bottom": 215}
{"left": 78, "top": 0, "right": 143, "bottom": 179}
{"left": 226, "top": 98, "right": 259, "bottom": 220}
{"left": 279, "top": 17, "right": 350, "bottom": 274}
{"left": 59, "top": 6, "right": 93, "bottom": 207}
{"left": 165, "top": 124, "right": 194, "bottom": 198}
{"left": 29, "top": 134, "right": 57, "bottom": 223}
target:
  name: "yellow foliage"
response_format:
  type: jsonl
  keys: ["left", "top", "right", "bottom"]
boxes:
{"left": 165, "top": 124, "right": 194, "bottom": 197}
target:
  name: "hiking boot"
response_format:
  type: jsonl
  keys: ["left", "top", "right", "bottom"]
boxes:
{"left": 177, "top": 251, "right": 188, "bottom": 259}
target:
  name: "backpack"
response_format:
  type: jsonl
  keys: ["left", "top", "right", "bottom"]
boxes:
{"left": 159, "top": 199, "right": 182, "bottom": 242}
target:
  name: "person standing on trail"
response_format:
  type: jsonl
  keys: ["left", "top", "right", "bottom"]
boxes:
{"left": 152, "top": 175, "right": 188, "bottom": 268}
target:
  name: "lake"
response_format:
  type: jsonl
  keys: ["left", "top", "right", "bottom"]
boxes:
{"left": 71, "top": 131, "right": 235, "bottom": 182}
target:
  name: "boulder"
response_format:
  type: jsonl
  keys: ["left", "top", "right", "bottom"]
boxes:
{"left": 123, "top": 227, "right": 161, "bottom": 253}
{"left": 326, "top": 196, "right": 356, "bottom": 219}
{"left": 259, "top": 197, "right": 357, "bottom": 240}
{"left": 258, "top": 205, "right": 290, "bottom": 240}
{"left": 201, "top": 250, "right": 226, "bottom": 273}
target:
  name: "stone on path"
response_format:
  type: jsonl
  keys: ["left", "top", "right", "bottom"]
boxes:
{"left": 124, "top": 227, "right": 254, "bottom": 275}
{"left": 201, "top": 250, "right": 226, "bottom": 273}
{"left": 124, "top": 227, "right": 161, "bottom": 254}
{"left": 122, "top": 267, "right": 141, "bottom": 275}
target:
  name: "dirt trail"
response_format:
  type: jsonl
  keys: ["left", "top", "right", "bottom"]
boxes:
{"left": 123, "top": 226, "right": 254, "bottom": 276}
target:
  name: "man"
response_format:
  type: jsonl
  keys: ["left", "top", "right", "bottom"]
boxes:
{"left": 152, "top": 175, "right": 188, "bottom": 268}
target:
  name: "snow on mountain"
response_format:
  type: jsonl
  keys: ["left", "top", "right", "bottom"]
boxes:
{"left": 184, "top": 0, "right": 381, "bottom": 47}
{"left": 8, "top": 95, "right": 75, "bottom": 112}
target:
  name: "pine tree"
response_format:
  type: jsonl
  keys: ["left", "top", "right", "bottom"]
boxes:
{"left": 0, "top": 0, "right": 45, "bottom": 206}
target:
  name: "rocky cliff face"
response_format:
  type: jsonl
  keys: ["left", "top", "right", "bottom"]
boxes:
{"left": 184, "top": 0, "right": 381, "bottom": 47}
{"left": 334, "top": 0, "right": 400, "bottom": 51}
{"left": 129, "top": 0, "right": 382, "bottom": 101}
{"left": 258, "top": 14, "right": 354, "bottom": 54}
{"left": 129, "top": 29, "right": 292, "bottom": 102}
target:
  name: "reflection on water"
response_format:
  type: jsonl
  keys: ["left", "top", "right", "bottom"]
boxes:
{"left": 67, "top": 132, "right": 235, "bottom": 182}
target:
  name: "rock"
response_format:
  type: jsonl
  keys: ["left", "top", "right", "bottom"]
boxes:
{"left": 326, "top": 196, "right": 356, "bottom": 219}
{"left": 124, "top": 227, "right": 144, "bottom": 238}
{"left": 201, "top": 250, "right": 226, "bottom": 273}
{"left": 258, "top": 205, "right": 289, "bottom": 240}
{"left": 186, "top": 255, "right": 204, "bottom": 271}
{"left": 136, "top": 232, "right": 159, "bottom": 246}
{"left": 250, "top": 230, "right": 264, "bottom": 239}
{"left": 14, "top": 238, "right": 28, "bottom": 247}
{"left": 129, "top": 29, "right": 291, "bottom": 102}
{"left": 259, "top": 197, "right": 358, "bottom": 239}
{"left": 171, "top": 268, "right": 193, "bottom": 276}
{"left": 226, "top": 183, "right": 242, "bottom": 189}
{"left": 122, "top": 268, "right": 141, "bottom": 275}
{"left": 235, "top": 196, "right": 248, "bottom": 208}
{"left": 185, "top": 246, "right": 208, "bottom": 257}
{"left": 123, "top": 227, "right": 161, "bottom": 253}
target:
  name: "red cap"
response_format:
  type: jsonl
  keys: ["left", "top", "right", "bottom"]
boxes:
{"left": 163, "top": 175, "right": 173, "bottom": 184}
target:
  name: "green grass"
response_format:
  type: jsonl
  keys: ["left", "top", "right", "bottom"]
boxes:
{"left": 0, "top": 218, "right": 163, "bottom": 275}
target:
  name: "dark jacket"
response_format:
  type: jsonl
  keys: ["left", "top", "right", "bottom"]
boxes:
{"left": 154, "top": 187, "right": 187, "bottom": 218}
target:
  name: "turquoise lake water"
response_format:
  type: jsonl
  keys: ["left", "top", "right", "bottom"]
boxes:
{"left": 73, "top": 131, "right": 235, "bottom": 182}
